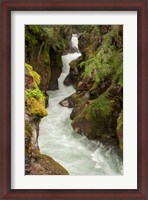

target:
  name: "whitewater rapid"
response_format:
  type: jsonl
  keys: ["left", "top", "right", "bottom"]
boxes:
{"left": 38, "top": 35, "right": 123, "bottom": 175}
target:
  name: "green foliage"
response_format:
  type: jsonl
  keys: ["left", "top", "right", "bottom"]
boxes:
{"left": 25, "top": 87, "right": 45, "bottom": 101}
{"left": 25, "top": 88, "right": 48, "bottom": 117}
{"left": 25, "top": 27, "right": 38, "bottom": 46}
{"left": 80, "top": 25, "right": 123, "bottom": 86}
{"left": 25, "top": 63, "right": 40, "bottom": 86}
{"left": 25, "top": 25, "right": 69, "bottom": 52}
{"left": 87, "top": 92, "right": 114, "bottom": 118}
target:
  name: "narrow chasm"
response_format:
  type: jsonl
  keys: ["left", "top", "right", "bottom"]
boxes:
{"left": 25, "top": 25, "right": 123, "bottom": 175}
{"left": 38, "top": 34, "right": 123, "bottom": 175}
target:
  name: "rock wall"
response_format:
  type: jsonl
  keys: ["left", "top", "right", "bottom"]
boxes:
{"left": 25, "top": 64, "right": 69, "bottom": 175}
{"left": 61, "top": 25, "right": 123, "bottom": 151}
{"left": 25, "top": 25, "right": 123, "bottom": 176}
{"left": 25, "top": 25, "right": 71, "bottom": 175}
{"left": 25, "top": 25, "right": 69, "bottom": 91}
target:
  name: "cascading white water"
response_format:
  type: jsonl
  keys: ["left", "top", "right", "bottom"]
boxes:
{"left": 38, "top": 34, "right": 123, "bottom": 175}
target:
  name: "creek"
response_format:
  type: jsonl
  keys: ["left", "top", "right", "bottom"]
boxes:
{"left": 38, "top": 34, "right": 123, "bottom": 175}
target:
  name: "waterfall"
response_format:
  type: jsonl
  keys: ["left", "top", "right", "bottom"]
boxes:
{"left": 38, "top": 34, "right": 123, "bottom": 175}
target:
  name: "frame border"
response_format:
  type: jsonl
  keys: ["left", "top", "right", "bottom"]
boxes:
{"left": 0, "top": 0, "right": 147, "bottom": 199}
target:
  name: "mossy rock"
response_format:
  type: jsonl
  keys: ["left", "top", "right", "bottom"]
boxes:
{"left": 25, "top": 97, "right": 48, "bottom": 117}
{"left": 25, "top": 86, "right": 48, "bottom": 117}
{"left": 25, "top": 63, "right": 40, "bottom": 87}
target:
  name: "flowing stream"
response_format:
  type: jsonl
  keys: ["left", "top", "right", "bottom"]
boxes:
{"left": 38, "top": 34, "right": 123, "bottom": 175}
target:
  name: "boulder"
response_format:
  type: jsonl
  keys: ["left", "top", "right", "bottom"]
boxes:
{"left": 71, "top": 84, "right": 122, "bottom": 147}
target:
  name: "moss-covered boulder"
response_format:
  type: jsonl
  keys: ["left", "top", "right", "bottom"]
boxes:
{"left": 71, "top": 84, "right": 122, "bottom": 146}
{"left": 25, "top": 64, "right": 48, "bottom": 117}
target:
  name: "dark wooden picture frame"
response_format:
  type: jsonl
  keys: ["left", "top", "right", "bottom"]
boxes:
{"left": 0, "top": 0, "right": 148, "bottom": 199}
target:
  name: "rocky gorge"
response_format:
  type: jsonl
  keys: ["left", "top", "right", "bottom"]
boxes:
{"left": 25, "top": 25, "right": 123, "bottom": 175}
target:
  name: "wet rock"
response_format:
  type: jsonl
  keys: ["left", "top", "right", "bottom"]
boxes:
{"left": 71, "top": 84, "right": 122, "bottom": 147}
{"left": 25, "top": 63, "right": 68, "bottom": 175}
{"left": 59, "top": 97, "right": 74, "bottom": 108}
{"left": 72, "top": 107, "right": 119, "bottom": 146}
{"left": 29, "top": 154, "right": 69, "bottom": 175}
{"left": 64, "top": 56, "right": 83, "bottom": 88}
{"left": 48, "top": 47, "right": 63, "bottom": 90}
{"left": 25, "top": 73, "right": 34, "bottom": 89}
{"left": 69, "top": 46, "right": 79, "bottom": 53}
{"left": 77, "top": 77, "right": 94, "bottom": 91}
{"left": 25, "top": 114, "right": 69, "bottom": 175}
{"left": 89, "top": 76, "right": 112, "bottom": 100}
{"left": 64, "top": 73, "right": 78, "bottom": 87}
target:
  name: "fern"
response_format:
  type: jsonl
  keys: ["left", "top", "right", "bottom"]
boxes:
{"left": 87, "top": 92, "right": 114, "bottom": 118}
{"left": 79, "top": 25, "right": 123, "bottom": 86}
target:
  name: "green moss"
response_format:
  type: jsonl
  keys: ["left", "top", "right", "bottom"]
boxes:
{"left": 116, "top": 111, "right": 123, "bottom": 134}
{"left": 25, "top": 87, "right": 48, "bottom": 117}
{"left": 26, "top": 25, "right": 68, "bottom": 51}
{"left": 25, "top": 63, "right": 40, "bottom": 86}
{"left": 25, "top": 29, "right": 37, "bottom": 47}
{"left": 25, "top": 87, "right": 45, "bottom": 101}
{"left": 25, "top": 97, "right": 48, "bottom": 117}
{"left": 43, "top": 46, "right": 50, "bottom": 66}
{"left": 79, "top": 25, "right": 123, "bottom": 86}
